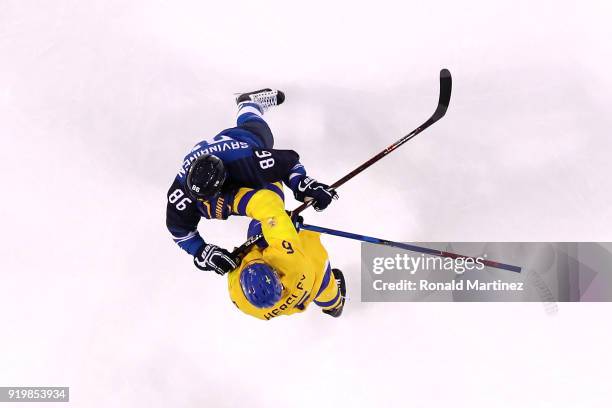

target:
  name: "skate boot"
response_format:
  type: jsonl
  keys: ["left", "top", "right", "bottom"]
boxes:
{"left": 322, "top": 268, "right": 346, "bottom": 318}
{"left": 236, "top": 88, "right": 285, "bottom": 111}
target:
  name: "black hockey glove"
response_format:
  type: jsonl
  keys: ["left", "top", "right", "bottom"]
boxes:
{"left": 194, "top": 244, "right": 238, "bottom": 275}
{"left": 293, "top": 177, "right": 338, "bottom": 211}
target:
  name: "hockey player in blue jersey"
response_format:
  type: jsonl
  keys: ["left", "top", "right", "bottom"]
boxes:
{"left": 166, "top": 89, "right": 338, "bottom": 276}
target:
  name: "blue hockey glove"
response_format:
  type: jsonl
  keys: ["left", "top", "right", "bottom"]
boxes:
{"left": 293, "top": 177, "right": 338, "bottom": 211}
{"left": 194, "top": 244, "right": 238, "bottom": 275}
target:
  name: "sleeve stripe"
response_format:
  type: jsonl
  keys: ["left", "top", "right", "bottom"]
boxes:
{"left": 266, "top": 183, "right": 284, "bottom": 201}
{"left": 175, "top": 235, "right": 198, "bottom": 244}
{"left": 171, "top": 230, "right": 198, "bottom": 241}
{"left": 237, "top": 184, "right": 285, "bottom": 216}
{"left": 237, "top": 190, "right": 257, "bottom": 216}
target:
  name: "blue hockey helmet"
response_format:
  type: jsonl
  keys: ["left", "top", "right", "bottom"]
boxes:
{"left": 186, "top": 154, "right": 227, "bottom": 200}
{"left": 240, "top": 262, "right": 283, "bottom": 308}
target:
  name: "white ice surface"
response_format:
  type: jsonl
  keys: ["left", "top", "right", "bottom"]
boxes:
{"left": 1, "top": 1, "right": 612, "bottom": 407}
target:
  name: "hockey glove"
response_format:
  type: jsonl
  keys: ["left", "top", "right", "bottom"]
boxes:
{"left": 293, "top": 177, "right": 338, "bottom": 211}
{"left": 194, "top": 243, "right": 238, "bottom": 275}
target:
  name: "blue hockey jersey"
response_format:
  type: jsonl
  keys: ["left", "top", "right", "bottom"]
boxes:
{"left": 166, "top": 105, "right": 307, "bottom": 256}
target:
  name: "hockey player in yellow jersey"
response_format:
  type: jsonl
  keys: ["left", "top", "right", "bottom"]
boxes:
{"left": 226, "top": 184, "right": 345, "bottom": 320}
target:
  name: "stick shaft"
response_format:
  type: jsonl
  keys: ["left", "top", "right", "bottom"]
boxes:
{"left": 300, "top": 223, "right": 522, "bottom": 273}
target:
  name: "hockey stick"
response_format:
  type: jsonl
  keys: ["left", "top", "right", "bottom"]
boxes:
{"left": 299, "top": 223, "right": 522, "bottom": 273}
{"left": 231, "top": 69, "right": 452, "bottom": 260}
{"left": 291, "top": 68, "right": 452, "bottom": 216}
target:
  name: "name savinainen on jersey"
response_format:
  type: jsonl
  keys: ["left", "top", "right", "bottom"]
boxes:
{"left": 178, "top": 137, "right": 250, "bottom": 178}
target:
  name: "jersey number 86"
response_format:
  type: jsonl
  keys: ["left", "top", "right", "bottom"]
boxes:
{"left": 169, "top": 189, "right": 192, "bottom": 211}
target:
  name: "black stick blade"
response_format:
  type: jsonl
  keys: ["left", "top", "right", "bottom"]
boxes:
{"left": 428, "top": 68, "right": 452, "bottom": 124}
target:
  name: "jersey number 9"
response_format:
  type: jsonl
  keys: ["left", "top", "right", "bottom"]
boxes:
{"left": 282, "top": 240, "right": 294, "bottom": 254}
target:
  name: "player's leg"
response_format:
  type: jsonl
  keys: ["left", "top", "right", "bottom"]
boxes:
{"left": 235, "top": 89, "right": 285, "bottom": 148}
{"left": 236, "top": 89, "right": 285, "bottom": 110}
{"left": 236, "top": 102, "right": 274, "bottom": 148}
{"left": 314, "top": 265, "right": 346, "bottom": 318}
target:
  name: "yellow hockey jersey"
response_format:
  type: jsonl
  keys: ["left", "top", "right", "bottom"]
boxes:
{"left": 227, "top": 186, "right": 340, "bottom": 320}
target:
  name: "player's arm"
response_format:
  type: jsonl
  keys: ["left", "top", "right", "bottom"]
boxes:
{"left": 166, "top": 178, "right": 203, "bottom": 256}
{"left": 228, "top": 149, "right": 338, "bottom": 211}
{"left": 166, "top": 178, "right": 237, "bottom": 275}
{"left": 240, "top": 188, "right": 298, "bottom": 244}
